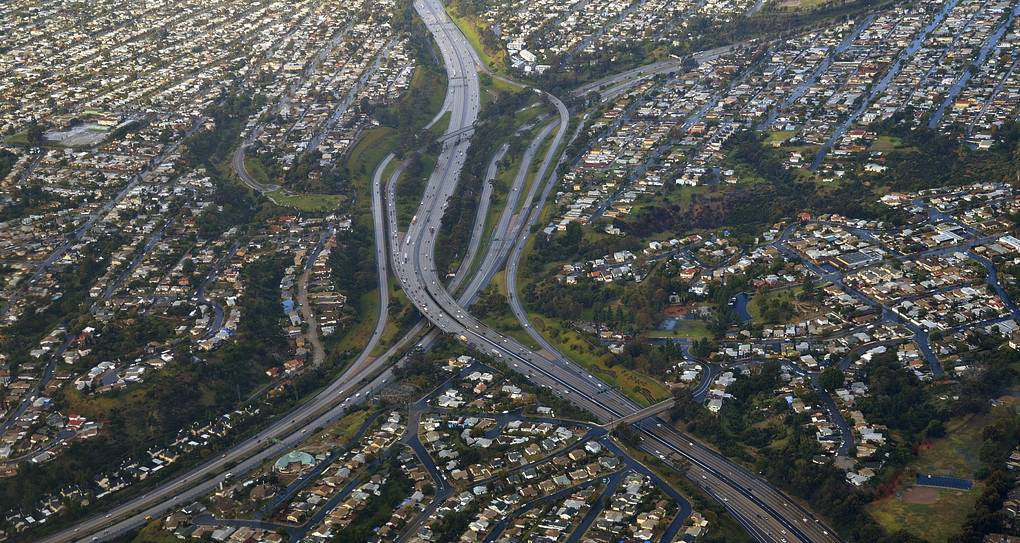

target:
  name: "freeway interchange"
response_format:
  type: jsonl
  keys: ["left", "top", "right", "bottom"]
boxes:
{"left": 46, "top": 1, "right": 842, "bottom": 542}
{"left": 396, "top": 1, "right": 842, "bottom": 542}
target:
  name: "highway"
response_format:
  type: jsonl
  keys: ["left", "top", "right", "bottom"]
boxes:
{"left": 499, "top": 104, "right": 842, "bottom": 543}
{"left": 569, "top": 43, "right": 745, "bottom": 99}
{"left": 455, "top": 119, "right": 558, "bottom": 301}
{"left": 390, "top": 1, "right": 843, "bottom": 543}
{"left": 51, "top": 1, "right": 840, "bottom": 541}
{"left": 447, "top": 141, "right": 507, "bottom": 292}
{"left": 39, "top": 0, "right": 514, "bottom": 539}
{"left": 37, "top": 127, "right": 408, "bottom": 543}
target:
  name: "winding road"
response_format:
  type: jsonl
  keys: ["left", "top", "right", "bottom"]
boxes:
{"left": 49, "top": 2, "right": 843, "bottom": 541}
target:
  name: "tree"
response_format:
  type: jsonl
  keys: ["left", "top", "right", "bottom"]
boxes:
{"left": 818, "top": 367, "right": 845, "bottom": 391}
{"left": 26, "top": 119, "right": 45, "bottom": 146}
{"left": 924, "top": 419, "right": 945, "bottom": 439}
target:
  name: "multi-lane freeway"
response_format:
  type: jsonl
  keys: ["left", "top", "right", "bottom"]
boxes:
{"left": 392, "top": 2, "right": 843, "bottom": 542}
{"left": 48, "top": 1, "right": 844, "bottom": 541}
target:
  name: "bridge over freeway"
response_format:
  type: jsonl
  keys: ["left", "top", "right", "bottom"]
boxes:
{"left": 436, "top": 123, "right": 475, "bottom": 143}
{"left": 601, "top": 398, "right": 674, "bottom": 429}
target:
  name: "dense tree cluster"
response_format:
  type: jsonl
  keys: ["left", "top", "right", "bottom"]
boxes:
{"left": 329, "top": 225, "right": 376, "bottom": 297}
{"left": 0, "top": 148, "right": 16, "bottom": 180}
{"left": 183, "top": 92, "right": 258, "bottom": 167}
{"left": 196, "top": 173, "right": 256, "bottom": 239}
{"left": 856, "top": 352, "right": 948, "bottom": 443}
{"left": 754, "top": 293, "right": 795, "bottom": 324}
{"left": 670, "top": 362, "right": 784, "bottom": 460}
{"left": 0, "top": 181, "right": 52, "bottom": 223}
{"left": 669, "top": 362, "right": 905, "bottom": 542}
{"left": 955, "top": 404, "right": 1020, "bottom": 541}
{"left": 434, "top": 89, "right": 533, "bottom": 275}
{"left": 615, "top": 120, "right": 1020, "bottom": 241}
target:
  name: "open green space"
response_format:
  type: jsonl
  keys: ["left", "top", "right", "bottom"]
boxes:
{"left": 372, "top": 278, "right": 419, "bottom": 357}
{"left": 475, "top": 271, "right": 541, "bottom": 351}
{"left": 867, "top": 411, "right": 993, "bottom": 542}
{"left": 772, "top": 0, "right": 837, "bottom": 11}
{"left": 348, "top": 127, "right": 400, "bottom": 186}
{"left": 458, "top": 107, "right": 548, "bottom": 283}
{"left": 266, "top": 63, "right": 447, "bottom": 215}
{"left": 526, "top": 312, "right": 670, "bottom": 406}
{"left": 868, "top": 135, "right": 908, "bottom": 153}
{"left": 429, "top": 111, "right": 452, "bottom": 136}
{"left": 133, "top": 521, "right": 182, "bottom": 543}
{"left": 4, "top": 131, "right": 30, "bottom": 146}
{"left": 265, "top": 189, "right": 345, "bottom": 212}
{"left": 335, "top": 290, "right": 382, "bottom": 356}
{"left": 764, "top": 130, "right": 796, "bottom": 145}
{"left": 513, "top": 123, "right": 555, "bottom": 216}
{"left": 748, "top": 286, "right": 805, "bottom": 324}
{"left": 319, "top": 408, "right": 374, "bottom": 445}
{"left": 479, "top": 73, "right": 524, "bottom": 109}
{"left": 445, "top": 7, "right": 506, "bottom": 73}
{"left": 644, "top": 319, "right": 713, "bottom": 341}
{"left": 395, "top": 150, "right": 438, "bottom": 227}
{"left": 243, "top": 156, "right": 272, "bottom": 186}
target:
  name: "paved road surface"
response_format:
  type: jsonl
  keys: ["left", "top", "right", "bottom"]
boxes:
{"left": 392, "top": 2, "right": 841, "bottom": 542}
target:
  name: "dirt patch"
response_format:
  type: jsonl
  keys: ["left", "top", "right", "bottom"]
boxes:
{"left": 903, "top": 486, "right": 939, "bottom": 505}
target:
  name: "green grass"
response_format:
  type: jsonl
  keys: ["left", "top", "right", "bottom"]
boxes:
{"left": 912, "top": 414, "right": 988, "bottom": 476}
{"left": 446, "top": 9, "right": 506, "bottom": 73}
{"left": 347, "top": 66, "right": 447, "bottom": 223}
{"left": 265, "top": 189, "right": 345, "bottom": 212}
{"left": 513, "top": 123, "right": 555, "bottom": 216}
{"left": 372, "top": 279, "right": 417, "bottom": 356}
{"left": 396, "top": 153, "right": 437, "bottom": 227}
{"left": 63, "top": 386, "right": 146, "bottom": 421}
{"left": 4, "top": 131, "right": 30, "bottom": 145}
{"left": 132, "top": 521, "right": 182, "bottom": 543}
{"left": 487, "top": 75, "right": 521, "bottom": 93}
{"left": 477, "top": 272, "right": 541, "bottom": 350}
{"left": 348, "top": 127, "right": 400, "bottom": 183}
{"left": 747, "top": 286, "right": 805, "bottom": 324}
{"left": 430, "top": 111, "right": 452, "bottom": 137}
{"left": 772, "top": 0, "right": 835, "bottom": 10}
{"left": 514, "top": 103, "right": 545, "bottom": 127}
{"left": 504, "top": 195, "right": 669, "bottom": 407}
{"left": 320, "top": 408, "right": 373, "bottom": 445}
{"left": 645, "top": 319, "right": 713, "bottom": 341}
{"left": 416, "top": 67, "right": 449, "bottom": 117}
{"left": 869, "top": 135, "right": 907, "bottom": 153}
{"left": 867, "top": 412, "right": 991, "bottom": 542}
{"left": 455, "top": 100, "right": 550, "bottom": 285}
{"left": 479, "top": 72, "right": 523, "bottom": 108}
{"left": 381, "top": 153, "right": 401, "bottom": 188}
{"left": 796, "top": 0, "right": 835, "bottom": 9}
{"left": 764, "top": 130, "right": 796, "bottom": 145}
{"left": 336, "top": 289, "right": 382, "bottom": 355}
{"left": 527, "top": 312, "right": 670, "bottom": 406}
{"left": 244, "top": 156, "right": 272, "bottom": 186}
